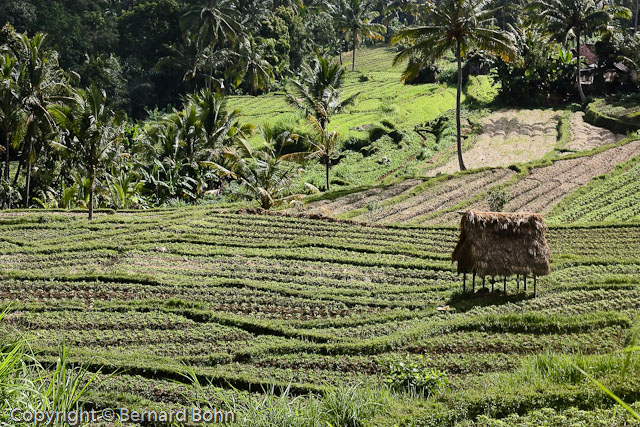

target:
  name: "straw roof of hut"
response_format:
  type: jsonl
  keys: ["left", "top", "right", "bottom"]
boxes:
{"left": 452, "top": 211, "right": 551, "bottom": 278}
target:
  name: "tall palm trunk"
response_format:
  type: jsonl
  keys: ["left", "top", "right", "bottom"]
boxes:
{"left": 1, "top": 128, "right": 9, "bottom": 209}
{"left": 12, "top": 157, "right": 22, "bottom": 186}
{"left": 456, "top": 40, "right": 466, "bottom": 171}
{"left": 325, "top": 161, "right": 330, "bottom": 192}
{"left": 576, "top": 32, "right": 587, "bottom": 105}
{"left": 24, "top": 140, "right": 32, "bottom": 209}
{"left": 352, "top": 29, "right": 357, "bottom": 71}
{"left": 88, "top": 169, "right": 95, "bottom": 220}
{"left": 2, "top": 128, "right": 8, "bottom": 181}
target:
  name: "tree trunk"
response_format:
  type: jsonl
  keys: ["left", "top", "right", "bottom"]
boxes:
{"left": 576, "top": 32, "right": 587, "bottom": 105}
{"left": 502, "top": 0, "right": 506, "bottom": 31}
{"left": 12, "top": 157, "right": 22, "bottom": 186}
{"left": 88, "top": 171, "right": 95, "bottom": 220}
{"left": 636, "top": 0, "right": 639, "bottom": 35}
{"left": 456, "top": 40, "right": 466, "bottom": 171}
{"left": 2, "top": 128, "right": 8, "bottom": 181}
{"left": 24, "top": 141, "right": 32, "bottom": 209}
{"left": 2, "top": 128, "right": 9, "bottom": 209}
{"left": 352, "top": 29, "right": 356, "bottom": 71}
{"left": 325, "top": 161, "right": 330, "bottom": 192}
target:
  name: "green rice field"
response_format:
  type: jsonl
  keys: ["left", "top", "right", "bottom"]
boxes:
{"left": 1, "top": 208, "right": 639, "bottom": 425}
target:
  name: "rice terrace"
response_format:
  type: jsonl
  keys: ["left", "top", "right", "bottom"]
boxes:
{"left": 2, "top": 0, "right": 640, "bottom": 426}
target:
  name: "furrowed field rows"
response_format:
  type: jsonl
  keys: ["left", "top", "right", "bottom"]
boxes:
{"left": 1, "top": 210, "right": 639, "bottom": 414}
{"left": 313, "top": 138, "right": 640, "bottom": 225}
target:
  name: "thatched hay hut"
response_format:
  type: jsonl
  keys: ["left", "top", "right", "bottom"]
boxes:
{"left": 452, "top": 211, "right": 551, "bottom": 295}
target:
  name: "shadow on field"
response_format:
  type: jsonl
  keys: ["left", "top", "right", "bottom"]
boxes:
{"left": 447, "top": 289, "right": 533, "bottom": 312}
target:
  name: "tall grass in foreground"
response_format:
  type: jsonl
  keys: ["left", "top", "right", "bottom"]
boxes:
{"left": 0, "top": 310, "right": 105, "bottom": 426}
{"left": 179, "top": 369, "right": 397, "bottom": 427}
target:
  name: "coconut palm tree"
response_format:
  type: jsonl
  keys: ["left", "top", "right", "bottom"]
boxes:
{"left": 393, "top": 0, "right": 516, "bottom": 171}
{"left": 329, "top": 0, "right": 385, "bottom": 70}
{"left": 306, "top": 115, "right": 342, "bottom": 192}
{"left": 11, "top": 32, "right": 68, "bottom": 208}
{"left": 228, "top": 36, "right": 273, "bottom": 95}
{"left": 186, "top": 88, "right": 251, "bottom": 153}
{"left": 181, "top": 0, "right": 243, "bottom": 49}
{"left": 0, "top": 53, "right": 21, "bottom": 187}
{"left": 527, "top": 0, "right": 631, "bottom": 105}
{"left": 205, "top": 126, "right": 305, "bottom": 209}
{"left": 286, "top": 55, "right": 359, "bottom": 131}
{"left": 50, "top": 87, "right": 124, "bottom": 219}
{"left": 138, "top": 89, "right": 251, "bottom": 203}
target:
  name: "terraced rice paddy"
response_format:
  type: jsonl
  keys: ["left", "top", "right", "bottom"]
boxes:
{"left": 1, "top": 209, "right": 639, "bottom": 425}
{"left": 427, "top": 109, "right": 561, "bottom": 176}
{"left": 227, "top": 48, "right": 460, "bottom": 144}
{"left": 312, "top": 138, "right": 640, "bottom": 225}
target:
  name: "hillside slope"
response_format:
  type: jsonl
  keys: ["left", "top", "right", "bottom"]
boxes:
{"left": 305, "top": 114, "right": 637, "bottom": 225}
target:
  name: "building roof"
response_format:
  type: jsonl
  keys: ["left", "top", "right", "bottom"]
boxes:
{"left": 452, "top": 211, "right": 551, "bottom": 278}
{"left": 577, "top": 44, "right": 599, "bottom": 66}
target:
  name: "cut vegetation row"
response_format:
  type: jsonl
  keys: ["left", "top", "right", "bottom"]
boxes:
{"left": 0, "top": 209, "right": 639, "bottom": 425}
{"left": 305, "top": 111, "right": 639, "bottom": 225}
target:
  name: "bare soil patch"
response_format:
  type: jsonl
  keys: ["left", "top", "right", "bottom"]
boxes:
{"left": 427, "top": 109, "right": 560, "bottom": 176}
{"left": 567, "top": 112, "right": 624, "bottom": 151}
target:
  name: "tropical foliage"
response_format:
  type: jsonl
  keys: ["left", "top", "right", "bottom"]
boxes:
{"left": 393, "top": 0, "right": 516, "bottom": 171}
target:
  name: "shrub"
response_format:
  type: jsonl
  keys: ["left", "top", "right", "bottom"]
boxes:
{"left": 488, "top": 188, "right": 510, "bottom": 212}
{"left": 385, "top": 355, "right": 448, "bottom": 397}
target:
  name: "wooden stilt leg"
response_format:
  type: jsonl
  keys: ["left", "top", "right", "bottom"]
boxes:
{"left": 503, "top": 276, "right": 507, "bottom": 294}
{"left": 473, "top": 272, "right": 476, "bottom": 293}
{"left": 524, "top": 275, "right": 527, "bottom": 291}
{"left": 463, "top": 273, "right": 466, "bottom": 293}
{"left": 534, "top": 275, "right": 537, "bottom": 297}
{"left": 517, "top": 274, "right": 520, "bottom": 292}
{"left": 491, "top": 276, "right": 494, "bottom": 293}
{"left": 482, "top": 276, "right": 485, "bottom": 289}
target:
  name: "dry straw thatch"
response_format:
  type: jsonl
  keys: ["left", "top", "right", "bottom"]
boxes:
{"left": 452, "top": 210, "right": 551, "bottom": 278}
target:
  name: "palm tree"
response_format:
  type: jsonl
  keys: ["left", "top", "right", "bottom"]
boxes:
{"left": 186, "top": 88, "right": 251, "bottom": 152}
{"left": 228, "top": 36, "right": 273, "bottom": 95}
{"left": 139, "top": 89, "right": 250, "bottom": 203}
{"left": 205, "top": 126, "right": 305, "bottom": 209}
{"left": 11, "top": 32, "right": 67, "bottom": 208}
{"left": 0, "top": 53, "right": 21, "bottom": 188}
{"left": 181, "top": 0, "right": 243, "bottom": 49}
{"left": 286, "top": 55, "right": 359, "bottom": 131}
{"left": 393, "top": 0, "right": 515, "bottom": 171}
{"left": 329, "top": 0, "right": 385, "bottom": 70}
{"left": 528, "top": 0, "right": 631, "bottom": 105}
{"left": 306, "top": 115, "right": 342, "bottom": 192}
{"left": 50, "top": 87, "right": 124, "bottom": 219}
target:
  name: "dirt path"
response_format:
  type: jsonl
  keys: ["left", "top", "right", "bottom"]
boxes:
{"left": 567, "top": 112, "right": 624, "bottom": 151}
{"left": 427, "top": 109, "right": 561, "bottom": 176}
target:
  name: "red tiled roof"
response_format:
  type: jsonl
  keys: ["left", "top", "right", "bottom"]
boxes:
{"left": 577, "top": 44, "right": 598, "bottom": 65}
